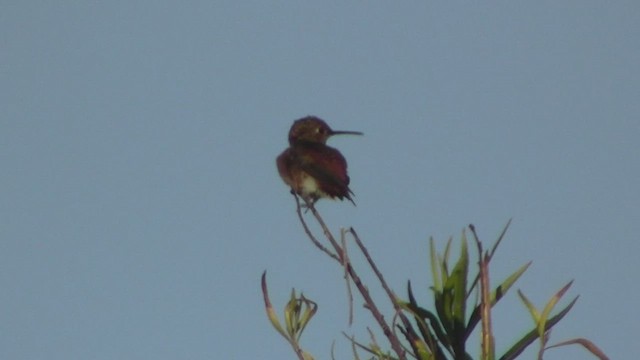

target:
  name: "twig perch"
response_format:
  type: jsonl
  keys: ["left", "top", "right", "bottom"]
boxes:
{"left": 293, "top": 195, "right": 407, "bottom": 360}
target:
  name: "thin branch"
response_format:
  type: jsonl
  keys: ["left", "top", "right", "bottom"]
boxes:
{"left": 341, "top": 228, "right": 355, "bottom": 326}
{"left": 349, "top": 228, "right": 400, "bottom": 308}
{"left": 293, "top": 193, "right": 340, "bottom": 262}
{"left": 470, "top": 224, "right": 495, "bottom": 360}
{"left": 304, "top": 199, "right": 343, "bottom": 258}
{"left": 349, "top": 227, "right": 421, "bottom": 354}
{"left": 467, "top": 219, "right": 512, "bottom": 299}
{"left": 295, "top": 197, "right": 406, "bottom": 360}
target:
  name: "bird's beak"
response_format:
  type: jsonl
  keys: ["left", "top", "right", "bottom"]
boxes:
{"left": 330, "top": 130, "right": 364, "bottom": 136}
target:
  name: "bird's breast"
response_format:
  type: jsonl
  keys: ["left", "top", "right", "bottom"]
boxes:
{"left": 294, "top": 171, "right": 327, "bottom": 198}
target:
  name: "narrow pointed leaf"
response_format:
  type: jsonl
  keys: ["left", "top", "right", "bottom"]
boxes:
{"left": 446, "top": 234, "right": 469, "bottom": 352}
{"left": 403, "top": 302, "right": 451, "bottom": 353}
{"left": 466, "top": 261, "right": 532, "bottom": 336}
{"left": 488, "top": 219, "right": 512, "bottom": 260}
{"left": 500, "top": 296, "right": 578, "bottom": 360}
{"left": 297, "top": 296, "right": 318, "bottom": 341}
{"left": 517, "top": 289, "right": 540, "bottom": 324}
{"left": 442, "top": 236, "right": 453, "bottom": 275}
{"left": 539, "top": 280, "right": 573, "bottom": 335}
{"left": 400, "top": 290, "right": 451, "bottom": 357}
{"left": 261, "top": 272, "right": 290, "bottom": 340}
{"left": 492, "top": 261, "right": 531, "bottom": 304}
{"left": 430, "top": 237, "right": 441, "bottom": 292}
{"left": 413, "top": 338, "right": 434, "bottom": 360}
{"left": 546, "top": 338, "right": 609, "bottom": 360}
{"left": 466, "top": 221, "right": 515, "bottom": 300}
{"left": 406, "top": 282, "right": 440, "bottom": 352}
{"left": 434, "top": 291, "right": 449, "bottom": 336}
{"left": 284, "top": 295, "right": 298, "bottom": 338}
{"left": 448, "top": 234, "right": 469, "bottom": 324}
{"left": 438, "top": 254, "right": 449, "bottom": 289}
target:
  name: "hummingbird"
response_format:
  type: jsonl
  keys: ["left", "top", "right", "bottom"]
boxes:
{"left": 277, "top": 116, "right": 362, "bottom": 206}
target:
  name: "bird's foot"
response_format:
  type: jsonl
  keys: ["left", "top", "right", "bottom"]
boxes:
{"left": 300, "top": 196, "right": 317, "bottom": 214}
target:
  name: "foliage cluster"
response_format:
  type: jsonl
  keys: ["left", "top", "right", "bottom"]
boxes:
{"left": 262, "top": 197, "right": 607, "bottom": 360}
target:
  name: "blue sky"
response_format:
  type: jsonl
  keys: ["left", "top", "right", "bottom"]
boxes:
{"left": 2, "top": 2, "right": 638, "bottom": 359}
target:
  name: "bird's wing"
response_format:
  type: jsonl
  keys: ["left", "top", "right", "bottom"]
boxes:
{"left": 295, "top": 144, "right": 354, "bottom": 201}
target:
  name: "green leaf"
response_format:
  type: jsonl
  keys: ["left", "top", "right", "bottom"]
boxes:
{"left": 284, "top": 289, "right": 299, "bottom": 338}
{"left": 402, "top": 301, "right": 451, "bottom": 353}
{"left": 466, "top": 261, "right": 532, "bottom": 337}
{"left": 414, "top": 338, "right": 434, "bottom": 360}
{"left": 261, "top": 272, "right": 290, "bottom": 340}
{"left": 517, "top": 289, "right": 540, "bottom": 324}
{"left": 296, "top": 294, "right": 318, "bottom": 341}
{"left": 403, "top": 283, "right": 451, "bottom": 356}
{"left": 433, "top": 291, "right": 449, "bottom": 336}
{"left": 500, "top": 296, "right": 578, "bottom": 360}
{"left": 440, "top": 233, "right": 469, "bottom": 357}
{"left": 487, "top": 219, "right": 512, "bottom": 260}
{"left": 442, "top": 236, "right": 453, "bottom": 280}
{"left": 429, "top": 237, "right": 441, "bottom": 292}
{"left": 538, "top": 280, "right": 573, "bottom": 336}
{"left": 448, "top": 233, "right": 469, "bottom": 326}
{"left": 491, "top": 261, "right": 531, "bottom": 304}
